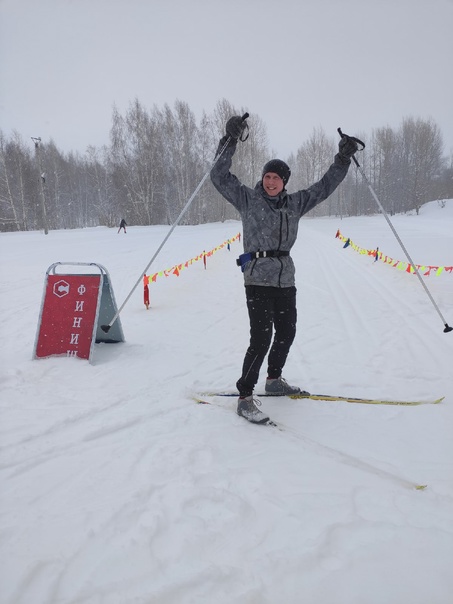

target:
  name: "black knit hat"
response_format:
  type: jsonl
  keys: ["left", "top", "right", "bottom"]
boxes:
{"left": 262, "top": 159, "right": 291, "bottom": 186}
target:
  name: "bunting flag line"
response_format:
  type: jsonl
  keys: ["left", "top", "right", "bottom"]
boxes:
{"left": 142, "top": 233, "right": 241, "bottom": 307}
{"left": 335, "top": 230, "right": 452, "bottom": 277}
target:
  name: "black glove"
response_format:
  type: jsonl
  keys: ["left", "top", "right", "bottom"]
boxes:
{"left": 215, "top": 134, "right": 236, "bottom": 158}
{"left": 225, "top": 116, "right": 246, "bottom": 140}
{"left": 338, "top": 135, "right": 358, "bottom": 162}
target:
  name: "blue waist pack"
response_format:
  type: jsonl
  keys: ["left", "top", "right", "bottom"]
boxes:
{"left": 236, "top": 250, "right": 289, "bottom": 273}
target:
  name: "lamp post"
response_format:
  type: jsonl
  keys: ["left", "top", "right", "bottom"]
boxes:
{"left": 31, "top": 137, "right": 49, "bottom": 234}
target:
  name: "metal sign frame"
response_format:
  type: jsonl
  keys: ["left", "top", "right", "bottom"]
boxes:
{"left": 33, "top": 262, "right": 124, "bottom": 363}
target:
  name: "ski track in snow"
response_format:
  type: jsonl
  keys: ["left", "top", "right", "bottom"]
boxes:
{"left": 300, "top": 226, "right": 449, "bottom": 390}
{"left": 1, "top": 204, "right": 453, "bottom": 604}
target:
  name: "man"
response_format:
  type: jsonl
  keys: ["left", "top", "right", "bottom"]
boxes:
{"left": 210, "top": 115, "right": 358, "bottom": 424}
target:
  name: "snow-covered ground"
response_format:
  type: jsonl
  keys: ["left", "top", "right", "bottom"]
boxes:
{"left": 1, "top": 200, "right": 452, "bottom": 604}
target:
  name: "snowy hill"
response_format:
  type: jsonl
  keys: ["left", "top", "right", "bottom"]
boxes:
{"left": 1, "top": 201, "right": 452, "bottom": 604}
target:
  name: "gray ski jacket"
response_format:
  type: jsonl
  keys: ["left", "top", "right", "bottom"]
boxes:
{"left": 211, "top": 141, "right": 351, "bottom": 288}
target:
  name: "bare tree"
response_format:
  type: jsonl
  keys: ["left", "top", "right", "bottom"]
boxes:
{"left": 241, "top": 114, "right": 269, "bottom": 188}
{"left": 398, "top": 117, "right": 444, "bottom": 213}
{"left": 370, "top": 126, "right": 401, "bottom": 215}
{"left": 86, "top": 145, "right": 117, "bottom": 226}
{"left": 292, "top": 127, "right": 338, "bottom": 216}
{"left": 110, "top": 99, "right": 165, "bottom": 225}
{"left": 159, "top": 100, "right": 203, "bottom": 225}
{"left": 0, "top": 132, "right": 29, "bottom": 231}
{"left": 191, "top": 110, "right": 215, "bottom": 224}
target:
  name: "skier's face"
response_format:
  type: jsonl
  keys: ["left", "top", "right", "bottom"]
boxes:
{"left": 263, "top": 172, "right": 284, "bottom": 197}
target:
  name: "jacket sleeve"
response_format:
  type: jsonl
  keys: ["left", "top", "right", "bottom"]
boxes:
{"left": 210, "top": 141, "right": 246, "bottom": 213}
{"left": 296, "top": 154, "right": 351, "bottom": 217}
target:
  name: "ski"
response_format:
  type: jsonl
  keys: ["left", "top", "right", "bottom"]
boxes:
{"left": 198, "top": 392, "right": 444, "bottom": 406}
{"left": 193, "top": 396, "right": 427, "bottom": 490}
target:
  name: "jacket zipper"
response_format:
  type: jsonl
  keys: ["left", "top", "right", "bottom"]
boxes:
{"left": 250, "top": 208, "right": 287, "bottom": 282}
{"left": 277, "top": 212, "right": 284, "bottom": 286}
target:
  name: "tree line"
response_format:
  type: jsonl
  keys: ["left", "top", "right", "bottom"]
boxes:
{"left": 1, "top": 98, "right": 452, "bottom": 233}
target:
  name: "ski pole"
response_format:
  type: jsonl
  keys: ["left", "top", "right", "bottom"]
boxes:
{"left": 338, "top": 127, "right": 452, "bottom": 334}
{"left": 101, "top": 113, "right": 250, "bottom": 333}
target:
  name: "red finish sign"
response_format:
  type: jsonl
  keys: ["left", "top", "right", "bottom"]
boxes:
{"left": 35, "top": 274, "right": 102, "bottom": 360}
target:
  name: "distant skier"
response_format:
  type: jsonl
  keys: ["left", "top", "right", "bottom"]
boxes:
{"left": 211, "top": 115, "right": 358, "bottom": 424}
{"left": 118, "top": 218, "right": 127, "bottom": 234}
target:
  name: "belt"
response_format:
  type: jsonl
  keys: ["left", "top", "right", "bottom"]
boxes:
{"left": 254, "top": 250, "right": 289, "bottom": 259}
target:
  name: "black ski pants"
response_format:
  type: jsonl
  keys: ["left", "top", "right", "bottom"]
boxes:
{"left": 236, "top": 285, "right": 297, "bottom": 397}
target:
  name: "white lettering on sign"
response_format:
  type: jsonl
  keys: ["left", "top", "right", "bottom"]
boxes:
{"left": 70, "top": 333, "right": 80, "bottom": 345}
{"left": 78, "top": 285, "right": 86, "bottom": 295}
{"left": 72, "top": 317, "right": 82, "bottom": 328}
{"left": 75, "top": 300, "right": 85, "bottom": 312}
{"left": 67, "top": 350, "right": 78, "bottom": 357}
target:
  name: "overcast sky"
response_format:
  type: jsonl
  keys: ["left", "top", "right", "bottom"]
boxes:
{"left": 1, "top": 0, "right": 452, "bottom": 160}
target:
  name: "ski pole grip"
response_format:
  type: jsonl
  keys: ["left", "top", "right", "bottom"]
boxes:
{"left": 337, "top": 126, "right": 360, "bottom": 167}
{"left": 241, "top": 112, "right": 249, "bottom": 122}
{"left": 337, "top": 127, "right": 366, "bottom": 150}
